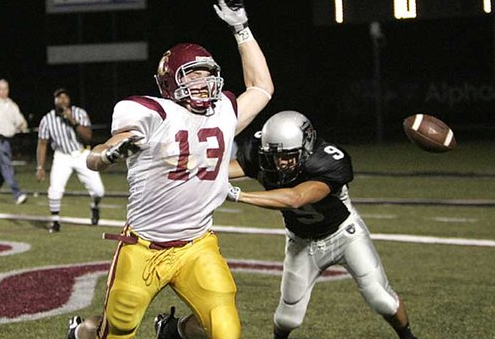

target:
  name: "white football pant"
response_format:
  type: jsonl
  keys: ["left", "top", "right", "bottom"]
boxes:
{"left": 274, "top": 212, "right": 399, "bottom": 332}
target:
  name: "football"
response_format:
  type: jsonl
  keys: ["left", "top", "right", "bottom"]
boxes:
{"left": 403, "top": 114, "right": 456, "bottom": 152}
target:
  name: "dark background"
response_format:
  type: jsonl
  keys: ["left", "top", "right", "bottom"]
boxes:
{"left": 1, "top": 0, "right": 495, "bottom": 145}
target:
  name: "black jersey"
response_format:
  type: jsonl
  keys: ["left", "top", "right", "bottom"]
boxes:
{"left": 236, "top": 135, "right": 354, "bottom": 238}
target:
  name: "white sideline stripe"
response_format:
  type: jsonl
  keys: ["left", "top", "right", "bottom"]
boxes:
{"left": 432, "top": 217, "right": 477, "bottom": 223}
{"left": 34, "top": 202, "right": 124, "bottom": 209}
{"left": 370, "top": 233, "right": 495, "bottom": 247}
{"left": 1, "top": 213, "right": 495, "bottom": 248}
{"left": 214, "top": 225, "right": 285, "bottom": 235}
{"left": 216, "top": 207, "right": 242, "bottom": 213}
{"left": 361, "top": 213, "right": 397, "bottom": 219}
{"left": 0, "top": 213, "right": 125, "bottom": 227}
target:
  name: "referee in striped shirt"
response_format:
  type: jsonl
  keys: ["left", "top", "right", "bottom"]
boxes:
{"left": 36, "top": 88, "right": 105, "bottom": 233}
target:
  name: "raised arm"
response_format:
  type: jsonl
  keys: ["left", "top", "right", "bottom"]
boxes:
{"left": 214, "top": 0, "right": 274, "bottom": 134}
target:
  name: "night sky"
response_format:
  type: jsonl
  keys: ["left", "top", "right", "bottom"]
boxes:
{"left": 1, "top": 0, "right": 494, "bottom": 142}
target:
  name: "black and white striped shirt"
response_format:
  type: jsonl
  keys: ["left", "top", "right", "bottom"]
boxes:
{"left": 38, "top": 106, "right": 91, "bottom": 154}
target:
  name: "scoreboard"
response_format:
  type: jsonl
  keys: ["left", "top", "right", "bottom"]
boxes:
{"left": 313, "top": 0, "right": 494, "bottom": 25}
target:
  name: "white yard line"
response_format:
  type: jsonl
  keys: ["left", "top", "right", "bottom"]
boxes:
{"left": 431, "top": 216, "right": 477, "bottom": 223}
{"left": 216, "top": 207, "right": 243, "bottom": 213}
{"left": 1, "top": 213, "right": 494, "bottom": 247}
{"left": 33, "top": 202, "right": 125, "bottom": 209}
{"left": 361, "top": 213, "right": 397, "bottom": 219}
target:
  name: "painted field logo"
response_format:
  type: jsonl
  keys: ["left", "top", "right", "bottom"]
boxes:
{"left": 0, "top": 262, "right": 109, "bottom": 324}
{"left": 0, "top": 260, "right": 350, "bottom": 324}
{"left": 0, "top": 244, "right": 11, "bottom": 253}
{"left": 0, "top": 241, "right": 31, "bottom": 256}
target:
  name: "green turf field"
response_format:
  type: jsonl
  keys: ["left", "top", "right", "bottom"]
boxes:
{"left": 1, "top": 141, "right": 494, "bottom": 339}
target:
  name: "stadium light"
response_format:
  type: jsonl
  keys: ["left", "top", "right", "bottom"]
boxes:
{"left": 484, "top": 0, "right": 492, "bottom": 13}
{"left": 335, "top": 0, "right": 344, "bottom": 23}
{"left": 394, "top": 0, "right": 416, "bottom": 19}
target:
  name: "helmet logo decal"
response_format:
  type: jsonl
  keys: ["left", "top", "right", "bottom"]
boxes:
{"left": 157, "top": 51, "right": 171, "bottom": 76}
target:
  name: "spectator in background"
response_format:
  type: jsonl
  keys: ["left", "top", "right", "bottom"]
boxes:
{"left": 0, "top": 79, "right": 28, "bottom": 205}
{"left": 35, "top": 88, "right": 105, "bottom": 233}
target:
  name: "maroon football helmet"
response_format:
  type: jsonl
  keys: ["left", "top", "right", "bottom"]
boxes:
{"left": 155, "top": 43, "right": 224, "bottom": 114}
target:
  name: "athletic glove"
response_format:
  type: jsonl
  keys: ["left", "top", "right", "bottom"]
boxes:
{"left": 101, "top": 135, "right": 144, "bottom": 164}
{"left": 227, "top": 182, "right": 241, "bottom": 202}
{"left": 213, "top": 0, "right": 248, "bottom": 33}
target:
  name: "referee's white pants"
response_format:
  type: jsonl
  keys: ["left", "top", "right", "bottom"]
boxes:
{"left": 48, "top": 149, "right": 105, "bottom": 201}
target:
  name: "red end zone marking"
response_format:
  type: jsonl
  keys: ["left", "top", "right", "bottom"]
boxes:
{"left": 0, "top": 244, "right": 12, "bottom": 252}
{"left": 0, "top": 259, "right": 350, "bottom": 323}
{"left": 0, "top": 263, "right": 109, "bottom": 319}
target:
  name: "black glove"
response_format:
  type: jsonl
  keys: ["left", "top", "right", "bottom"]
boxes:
{"left": 101, "top": 135, "right": 143, "bottom": 164}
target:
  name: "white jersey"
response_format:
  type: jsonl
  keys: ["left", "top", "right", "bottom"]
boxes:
{"left": 111, "top": 93, "right": 238, "bottom": 242}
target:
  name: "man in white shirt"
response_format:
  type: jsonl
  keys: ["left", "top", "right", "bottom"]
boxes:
{"left": 0, "top": 79, "right": 28, "bottom": 205}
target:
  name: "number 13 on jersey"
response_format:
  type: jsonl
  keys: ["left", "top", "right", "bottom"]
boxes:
{"left": 168, "top": 127, "right": 225, "bottom": 181}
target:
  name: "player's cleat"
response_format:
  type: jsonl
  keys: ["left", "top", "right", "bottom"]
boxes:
{"left": 91, "top": 207, "right": 100, "bottom": 225}
{"left": 48, "top": 221, "right": 60, "bottom": 233}
{"left": 15, "top": 193, "right": 27, "bottom": 205}
{"left": 66, "top": 315, "right": 83, "bottom": 339}
{"left": 155, "top": 306, "right": 181, "bottom": 339}
{"left": 273, "top": 327, "right": 290, "bottom": 339}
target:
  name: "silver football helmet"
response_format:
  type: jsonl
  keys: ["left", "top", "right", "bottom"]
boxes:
{"left": 259, "top": 110, "right": 316, "bottom": 186}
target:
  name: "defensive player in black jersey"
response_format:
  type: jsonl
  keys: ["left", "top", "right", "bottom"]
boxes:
{"left": 228, "top": 110, "right": 421, "bottom": 339}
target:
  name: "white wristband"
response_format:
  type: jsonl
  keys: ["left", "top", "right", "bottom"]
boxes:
{"left": 234, "top": 27, "right": 254, "bottom": 45}
{"left": 247, "top": 86, "right": 272, "bottom": 100}
{"left": 228, "top": 184, "right": 242, "bottom": 202}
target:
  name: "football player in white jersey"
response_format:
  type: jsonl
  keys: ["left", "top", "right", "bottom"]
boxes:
{"left": 227, "top": 111, "right": 422, "bottom": 339}
{"left": 65, "top": 1, "right": 273, "bottom": 339}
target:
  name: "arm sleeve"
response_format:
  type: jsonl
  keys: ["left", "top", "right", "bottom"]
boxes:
{"left": 110, "top": 100, "right": 157, "bottom": 143}
{"left": 38, "top": 116, "right": 50, "bottom": 140}
{"left": 13, "top": 103, "right": 27, "bottom": 131}
{"left": 75, "top": 108, "right": 91, "bottom": 127}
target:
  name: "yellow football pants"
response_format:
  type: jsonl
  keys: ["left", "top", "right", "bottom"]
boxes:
{"left": 98, "top": 229, "right": 241, "bottom": 339}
